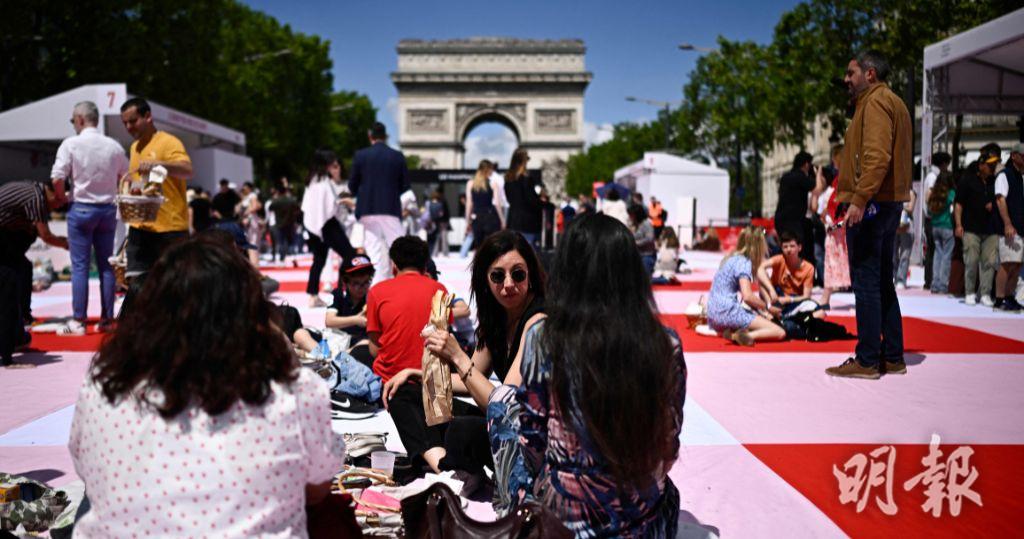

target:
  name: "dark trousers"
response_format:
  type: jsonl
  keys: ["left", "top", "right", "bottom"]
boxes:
{"left": 306, "top": 218, "right": 355, "bottom": 295}
{"left": 387, "top": 383, "right": 488, "bottom": 472}
{"left": 271, "top": 224, "right": 294, "bottom": 261}
{"left": 121, "top": 228, "right": 187, "bottom": 319}
{"left": 0, "top": 266, "right": 23, "bottom": 363}
{"left": 846, "top": 201, "right": 904, "bottom": 367}
{"left": 0, "top": 229, "right": 35, "bottom": 323}
{"left": 923, "top": 218, "right": 934, "bottom": 288}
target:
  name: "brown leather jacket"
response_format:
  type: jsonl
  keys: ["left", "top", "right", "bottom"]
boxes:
{"left": 837, "top": 83, "right": 912, "bottom": 208}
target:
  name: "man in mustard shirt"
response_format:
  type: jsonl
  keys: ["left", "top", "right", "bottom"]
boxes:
{"left": 119, "top": 97, "right": 192, "bottom": 304}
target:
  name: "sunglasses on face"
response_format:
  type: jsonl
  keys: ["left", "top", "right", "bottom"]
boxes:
{"left": 489, "top": 268, "right": 528, "bottom": 285}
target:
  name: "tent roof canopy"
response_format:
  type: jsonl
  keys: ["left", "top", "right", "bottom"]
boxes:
{"left": 614, "top": 152, "right": 727, "bottom": 182}
{"left": 924, "top": 8, "right": 1024, "bottom": 114}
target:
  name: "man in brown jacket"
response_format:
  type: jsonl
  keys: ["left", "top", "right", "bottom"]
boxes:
{"left": 826, "top": 50, "right": 912, "bottom": 380}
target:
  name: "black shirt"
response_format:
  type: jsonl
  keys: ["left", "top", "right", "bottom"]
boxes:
{"left": 956, "top": 173, "right": 996, "bottom": 235}
{"left": 212, "top": 189, "right": 241, "bottom": 220}
{"left": 774, "top": 169, "right": 815, "bottom": 226}
{"left": 270, "top": 195, "right": 299, "bottom": 228}
{"left": 189, "top": 197, "right": 213, "bottom": 232}
{"left": 491, "top": 296, "right": 545, "bottom": 381}
{"left": 330, "top": 288, "right": 367, "bottom": 342}
{"left": 504, "top": 175, "right": 544, "bottom": 234}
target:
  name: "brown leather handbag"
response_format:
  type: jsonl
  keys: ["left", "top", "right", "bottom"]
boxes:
{"left": 401, "top": 483, "right": 572, "bottom": 539}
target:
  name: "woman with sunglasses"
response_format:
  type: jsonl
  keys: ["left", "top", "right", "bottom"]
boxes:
{"left": 384, "top": 230, "right": 546, "bottom": 474}
{"left": 486, "top": 214, "right": 686, "bottom": 536}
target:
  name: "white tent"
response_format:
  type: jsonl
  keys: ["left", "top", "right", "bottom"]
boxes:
{"left": 0, "top": 84, "right": 252, "bottom": 193}
{"left": 613, "top": 152, "right": 730, "bottom": 246}
{"left": 916, "top": 8, "right": 1024, "bottom": 259}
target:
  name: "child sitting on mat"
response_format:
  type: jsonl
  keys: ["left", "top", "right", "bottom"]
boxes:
{"left": 757, "top": 230, "right": 825, "bottom": 320}
{"left": 706, "top": 226, "right": 786, "bottom": 346}
{"left": 652, "top": 228, "right": 682, "bottom": 284}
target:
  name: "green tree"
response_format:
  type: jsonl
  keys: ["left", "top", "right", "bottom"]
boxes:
{"left": 0, "top": 0, "right": 379, "bottom": 189}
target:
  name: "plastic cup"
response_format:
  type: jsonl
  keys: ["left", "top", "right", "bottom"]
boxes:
{"left": 371, "top": 450, "right": 395, "bottom": 477}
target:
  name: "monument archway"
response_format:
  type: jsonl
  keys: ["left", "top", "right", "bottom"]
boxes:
{"left": 392, "top": 38, "right": 591, "bottom": 170}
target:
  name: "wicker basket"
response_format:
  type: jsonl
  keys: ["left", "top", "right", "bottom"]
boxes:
{"left": 116, "top": 195, "right": 164, "bottom": 223}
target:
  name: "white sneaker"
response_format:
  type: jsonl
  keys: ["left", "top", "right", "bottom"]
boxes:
{"left": 56, "top": 320, "right": 86, "bottom": 336}
{"left": 965, "top": 296, "right": 977, "bottom": 306}
{"left": 896, "top": 282, "right": 907, "bottom": 290}
{"left": 980, "top": 295, "right": 994, "bottom": 307}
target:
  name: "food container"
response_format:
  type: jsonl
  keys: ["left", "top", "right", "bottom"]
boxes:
{"left": 116, "top": 194, "right": 164, "bottom": 223}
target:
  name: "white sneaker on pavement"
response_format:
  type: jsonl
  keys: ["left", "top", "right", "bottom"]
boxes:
{"left": 980, "top": 295, "right": 994, "bottom": 307}
{"left": 965, "top": 296, "right": 977, "bottom": 306}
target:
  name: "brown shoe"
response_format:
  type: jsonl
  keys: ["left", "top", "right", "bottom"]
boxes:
{"left": 825, "top": 357, "right": 881, "bottom": 380}
{"left": 730, "top": 329, "right": 754, "bottom": 347}
{"left": 883, "top": 361, "right": 907, "bottom": 375}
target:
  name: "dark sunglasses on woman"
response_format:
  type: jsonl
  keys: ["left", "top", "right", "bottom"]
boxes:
{"left": 489, "top": 268, "right": 528, "bottom": 285}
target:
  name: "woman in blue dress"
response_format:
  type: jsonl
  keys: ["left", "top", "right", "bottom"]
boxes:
{"left": 706, "top": 226, "right": 786, "bottom": 346}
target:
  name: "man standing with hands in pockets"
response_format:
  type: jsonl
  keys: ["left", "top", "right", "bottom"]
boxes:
{"left": 826, "top": 50, "right": 912, "bottom": 380}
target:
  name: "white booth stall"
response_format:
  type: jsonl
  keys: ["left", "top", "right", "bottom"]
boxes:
{"left": 0, "top": 83, "right": 252, "bottom": 193}
{"left": 917, "top": 8, "right": 1024, "bottom": 262}
{"left": 613, "top": 152, "right": 730, "bottom": 246}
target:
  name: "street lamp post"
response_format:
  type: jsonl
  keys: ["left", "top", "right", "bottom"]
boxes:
{"left": 625, "top": 96, "right": 674, "bottom": 149}
{"left": 678, "top": 43, "right": 717, "bottom": 53}
{"left": 243, "top": 48, "right": 293, "bottom": 63}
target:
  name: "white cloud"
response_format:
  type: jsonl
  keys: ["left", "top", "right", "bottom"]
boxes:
{"left": 463, "top": 124, "right": 518, "bottom": 169}
{"left": 584, "top": 121, "right": 614, "bottom": 149}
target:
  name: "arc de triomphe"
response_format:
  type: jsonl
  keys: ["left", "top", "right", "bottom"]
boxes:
{"left": 391, "top": 38, "right": 592, "bottom": 170}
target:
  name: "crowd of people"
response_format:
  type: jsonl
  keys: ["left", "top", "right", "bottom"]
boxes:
{"left": 2, "top": 46, "right": 1020, "bottom": 537}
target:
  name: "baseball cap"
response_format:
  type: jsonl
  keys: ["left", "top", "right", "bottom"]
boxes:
{"left": 342, "top": 255, "right": 374, "bottom": 274}
{"left": 981, "top": 155, "right": 1000, "bottom": 165}
{"left": 1010, "top": 142, "right": 1023, "bottom": 155}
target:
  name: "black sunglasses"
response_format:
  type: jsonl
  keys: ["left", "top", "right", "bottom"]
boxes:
{"left": 489, "top": 268, "right": 527, "bottom": 285}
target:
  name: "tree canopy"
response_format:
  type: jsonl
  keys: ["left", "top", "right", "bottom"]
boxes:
{"left": 565, "top": 0, "right": 1019, "bottom": 211}
{"left": 0, "top": 0, "right": 378, "bottom": 186}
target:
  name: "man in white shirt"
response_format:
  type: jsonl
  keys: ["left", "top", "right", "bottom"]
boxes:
{"left": 51, "top": 101, "right": 129, "bottom": 334}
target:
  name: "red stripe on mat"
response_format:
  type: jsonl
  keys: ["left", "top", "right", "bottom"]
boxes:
{"left": 661, "top": 314, "right": 1024, "bottom": 354}
{"left": 652, "top": 282, "right": 712, "bottom": 291}
{"left": 745, "top": 443, "right": 1024, "bottom": 537}
{"left": 24, "top": 331, "right": 109, "bottom": 353}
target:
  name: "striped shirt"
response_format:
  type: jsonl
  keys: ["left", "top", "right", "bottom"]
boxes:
{"left": 0, "top": 181, "right": 48, "bottom": 230}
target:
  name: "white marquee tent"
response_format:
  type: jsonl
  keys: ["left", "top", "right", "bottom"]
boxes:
{"left": 613, "top": 152, "right": 729, "bottom": 246}
{"left": 0, "top": 84, "right": 252, "bottom": 193}
{"left": 916, "top": 7, "right": 1024, "bottom": 260}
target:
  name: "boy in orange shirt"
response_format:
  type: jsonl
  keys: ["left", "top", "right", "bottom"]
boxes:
{"left": 757, "top": 230, "right": 824, "bottom": 319}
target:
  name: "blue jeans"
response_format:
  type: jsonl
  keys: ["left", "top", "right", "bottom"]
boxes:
{"left": 459, "top": 232, "right": 474, "bottom": 258}
{"left": 846, "top": 201, "right": 904, "bottom": 367}
{"left": 641, "top": 253, "right": 656, "bottom": 278}
{"left": 68, "top": 202, "right": 117, "bottom": 321}
{"left": 931, "top": 227, "right": 954, "bottom": 293}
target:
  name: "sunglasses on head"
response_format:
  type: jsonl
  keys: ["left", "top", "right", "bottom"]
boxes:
{"left": 489, "top": 268, "right": 528, "bottom": 285}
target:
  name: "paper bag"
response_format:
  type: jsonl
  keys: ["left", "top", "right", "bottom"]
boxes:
{"left": 422, "top": 290, "right": 454, "bottom": 426}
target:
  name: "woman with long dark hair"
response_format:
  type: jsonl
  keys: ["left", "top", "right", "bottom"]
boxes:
{"left": 503, "top": 148, "right": 544, "bottom": 246}
{"left": 302, "top": 147, "right": 357, "bottom": 307}
{"left": 384, "top": 230, "right": 546, "bottom": 474}
{"left": 69, "top": 235, "right": 342, "bottom": 536}
{"left": 487, "top": 214, "right": 686, "bottom": 536}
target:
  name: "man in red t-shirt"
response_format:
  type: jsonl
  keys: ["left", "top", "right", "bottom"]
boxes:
{"left": 366, "top": 237, "right": 447, "bottom": 382}
{"left": 366, "top": 236, "right": 465, "bottom": 471}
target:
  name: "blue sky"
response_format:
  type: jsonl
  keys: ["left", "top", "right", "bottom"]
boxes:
{"left": 242, "top": 0, "right": 801, "bottom": 166}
